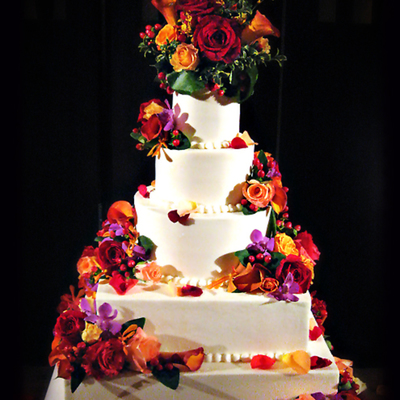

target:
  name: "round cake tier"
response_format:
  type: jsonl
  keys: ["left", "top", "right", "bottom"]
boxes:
{"left": 155, "top": 147, "right": 254, "bottom": 206}
{"left": 173, "top": 91, "right": 240, "bottom": 145}
{"left": 134, "top": 191, "right": 270, "bottom": 280}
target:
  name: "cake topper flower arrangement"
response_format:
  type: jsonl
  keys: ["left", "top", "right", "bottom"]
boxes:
{"left": 140, "top": 0, "right": 285, "bottom": 102}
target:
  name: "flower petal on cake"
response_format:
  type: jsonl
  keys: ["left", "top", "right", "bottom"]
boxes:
{"left": 270, "top": 183, "right": 287, "bottom": 214}
{"left": 250, "top": 354, "right": 276, "bottom": 370}
{"left": 310, "top": 356, "right": 332, "bottom": 369}
{"left": 230, "top": 136, "right": 248, "bottom": 149}
{"left": 282, "top": 350, "right": 311, "bottom": 374}
{"left": 176, "top": 200, "right": 197, "bottom": 217}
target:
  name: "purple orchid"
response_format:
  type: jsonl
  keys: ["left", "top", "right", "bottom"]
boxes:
{"left": 80, "top": 299, "right": 122, "bottom": 335}
{"left": 267, "top": 272, "right": 300, "bottom": 302}
{"left": 266, "top": 160, "right": 282, "bottom": 179}
{"left": 109, "top": 223, "right": 124, "bottom": 237}
{"left": 158, "top": 99, "right": 175, "bottom": 131}
{"left": 247, "top": 229, "right": 274, "bottom": 256}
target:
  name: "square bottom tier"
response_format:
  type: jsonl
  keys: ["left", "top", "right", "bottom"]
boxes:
{"left": 45, "top": 335, "right": 339, "bottom": 400}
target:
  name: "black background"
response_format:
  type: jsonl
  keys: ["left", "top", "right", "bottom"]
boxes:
{"left": 20, "top": 0, "right": 391, "bottom": 389}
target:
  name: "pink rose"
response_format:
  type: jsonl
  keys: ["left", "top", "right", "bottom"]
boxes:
{"left": 125, "top": 327, "right": 161, "bottom": 373}
{"left": 140, "top": 261, "right": 162, "bottom": 283}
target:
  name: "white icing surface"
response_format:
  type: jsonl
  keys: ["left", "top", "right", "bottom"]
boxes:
{"left": 45, "top": 333, "right": 339, "bottom": 400}
{"left": 155, "top": 147, "right": 254, "bottom": 206}
{"left": 173, "top": 91, "right": 240, "bottom": 144}
{"left": 134, "top": 191, "right": 271, "bottom": 279}
{"left": 96, "top": 283, "right": 311, "bottom": 356}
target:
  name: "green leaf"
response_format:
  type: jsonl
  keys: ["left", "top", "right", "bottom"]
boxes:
{"left": 266, "top": 208, "right": 277, "bottom": 238}
{"left": 268, "top": 252, "right": 286, "bottom": 271}
{"left": 71, "top": 365, "right": 86, "bottom": 393}
{"left": 169, "top": 133, "right": 191, "bottom": 150}
{"left": 138, "top": 235, "right": 155, "bottom": 254}
{"left": 121, "top": 317, "right": 146, "bottom": 333}
{"left": 167, "top": 71, "right": 206, "bottom": 95}
{"left": 152, "top": 366, "right": 180, "bottom": 390}
{"left": 234, "top": 249, "right": 250, "bottom": 266}
{"left": 257, "top": 149, "right": 268, "bottom": 167}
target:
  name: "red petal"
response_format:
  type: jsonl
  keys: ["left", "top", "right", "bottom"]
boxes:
{"left": 179, "top": 285, "right": 203, "bottom": 297}
{"left": 168, "top": 210, "right": 180, "bottom": 223}
{"left": 309, "top": 326, "right": 323, "bottom": 341}
{"left": 250, "top": 354, "right": 276, "bottom": 370}
{"left": 231, "top": 137, "right": 248, "bottom": 149}
{"left": 310, "top": 356, "right": 332, "bottom": 369}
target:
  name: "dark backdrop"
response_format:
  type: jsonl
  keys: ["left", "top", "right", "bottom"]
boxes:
{"left": 21, "top": 0, "right": 389, "bottom": 381}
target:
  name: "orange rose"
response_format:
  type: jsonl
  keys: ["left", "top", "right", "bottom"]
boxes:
{"left": 259, "top": 277, "right": 279, "bottom": 294}
{"left": 170, "top": 43, "right": 200, "bottom": 72}
{"left": 274, "top": 233, "right": 299, "bottom": 257}
{"left": 155, "top": 24, "right": 177, "bottom": 47}
{"left": 77, "top": 246, "right": 100, "bottom": 275}
{"left": 242, "top": 179, "right": 274, "bottom": 208}
{"left": 242, "top": 10, "right": 280, "bottom": 44}
{"left": 140, "top": 261, "right": 162, "bottom": 283}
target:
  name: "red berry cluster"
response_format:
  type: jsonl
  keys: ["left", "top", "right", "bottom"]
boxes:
{"left": 139, "top": 24, "right": 162, "bottom": 40}
{"left": 157, "top": 72, "right": 175, "bottom": 95}
{"left": 207, "top": 81, "right": 225, "bottom": 97}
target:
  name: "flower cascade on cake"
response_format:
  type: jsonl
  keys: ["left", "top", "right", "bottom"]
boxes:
{"left": 140, "top": 0, "right": 285, "bottom": 102}
{"left": 49, "top": 286, "right": 204, "bottom": 393}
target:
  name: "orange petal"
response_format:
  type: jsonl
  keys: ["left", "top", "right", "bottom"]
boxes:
{"left": 282, "top": 350, "right": 311, "bottom": 374}
{"left": 271, "top": 184, "right": 287, "bottom": 214}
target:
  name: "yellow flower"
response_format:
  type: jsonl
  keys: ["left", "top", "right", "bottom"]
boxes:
{"left": 81, "top": 322, "right": 103, "bottom": 344}
{"left": 274, "top": 232, "right": 299, "bottom": 256}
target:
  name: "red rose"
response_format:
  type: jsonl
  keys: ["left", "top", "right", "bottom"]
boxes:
{"left": 53, "top": 309, "right": 86, "bottom": 344}
{"left": 295, "top": 231, "right": 320, "bottom": 261}
{"left": 177, "top": 0, "right": 220, "bottom": 17}
{"left": 141, "top": 114, "right": 163, "bottom": 141}
{"left": 98, "top": 240, "right": 125, "bottom": 275}
{"left": 82, "top": 338, "right": 126, "bottom": 380}
{"left": 193, "top": 15, "right": 241, "bottom": 63}
{"left": 275, "top": 254, "right": 313, "bottom": 293}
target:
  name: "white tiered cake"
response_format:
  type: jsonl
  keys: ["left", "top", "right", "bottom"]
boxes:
{"left": 45, "top": 2, "right": 364, "bottom": 399}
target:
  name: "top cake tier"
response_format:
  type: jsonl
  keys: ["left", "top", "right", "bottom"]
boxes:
{"left": 173, "top": 91, "right": 240, "bottom": 146}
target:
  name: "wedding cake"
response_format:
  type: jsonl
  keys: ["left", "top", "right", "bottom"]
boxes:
{"left": 45, "top": 1, "right": 364, "bottom": 399}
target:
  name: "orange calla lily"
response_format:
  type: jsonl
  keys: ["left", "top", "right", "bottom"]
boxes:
{"left": 242, "top": 10, "right": 280, "bottom": 44}
{"left": 270, "top": 177, "right": 287, "bottom": 214}
{"left": 151, "top": 0, "right": 177, "bottom": 26}
{"left": 107, "top": 200, "right": 136, "bottom": 225}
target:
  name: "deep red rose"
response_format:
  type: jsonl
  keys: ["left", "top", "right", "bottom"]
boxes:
{"left": 98, "top": 240, "right": 125, "bottom": 275}
{"left": 275, "top": 254, "right": 313, "bottom": 293}
{"left": 294, "top": 231, "right": 320, "bottom": 261}
{"left": 141, "top": 114, "right": 164, "bottom": 141}
{"left": 81, "top": 338, "right": 126, "bottom": 380}
{"left": 177, "top": 0, "right": 220, "bottom": 16}
{"left": 193, "top": 15, "right": 241, "bottom": 63}
{"left": 137, "top": 99, "right": 166, "bottom": 123}
{"left": 53, "top": 309, "right": 86, "bottom": 344}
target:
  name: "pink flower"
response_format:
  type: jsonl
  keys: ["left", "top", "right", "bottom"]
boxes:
{"left": 140, "top": 262, "right": 162, "bottom": 283}
{"left": 125, "top": 327, "right": 161, "bottom": 373}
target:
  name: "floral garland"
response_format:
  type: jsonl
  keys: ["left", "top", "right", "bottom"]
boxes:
{"left": 49, "top": 288, "right": 205, "bottom": 393}
{"left": 131, "top": 98, "right": 191, "bottom": 159}
{"left": 140, "top": 0, "right": 286, "bottom": 102}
